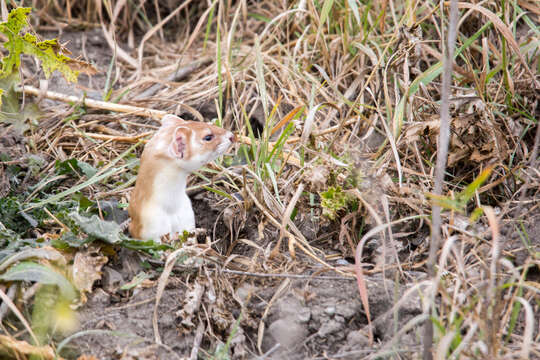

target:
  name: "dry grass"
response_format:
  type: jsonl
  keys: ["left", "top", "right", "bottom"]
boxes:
{"left": 0, "top": 0, "right": 538, "bottom": 358}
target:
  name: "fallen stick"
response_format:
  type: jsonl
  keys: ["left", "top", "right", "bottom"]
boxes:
{"left": 18, "top": 85, "right": 168, "bottom": 119}
{"left": 83, "top": 132, "right": 154, "bottom": 143}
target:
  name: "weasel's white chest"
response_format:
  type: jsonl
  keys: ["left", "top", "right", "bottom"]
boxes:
{"left": 139, "top": 168, "right": 195, "bottom": 241}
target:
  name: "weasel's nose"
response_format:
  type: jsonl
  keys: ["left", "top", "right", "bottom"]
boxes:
{"left": 229, "top": 133, "right": 236, "bottom": 143}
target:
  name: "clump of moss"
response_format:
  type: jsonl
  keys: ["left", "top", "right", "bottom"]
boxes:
{"left": 320, "top": 186, "right": 355, "bottom": 220}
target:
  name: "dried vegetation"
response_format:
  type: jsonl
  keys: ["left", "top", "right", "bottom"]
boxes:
{"left": 0, "top": 0, "right": 539, "bottom": 359}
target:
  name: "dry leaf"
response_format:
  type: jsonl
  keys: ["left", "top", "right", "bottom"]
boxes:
{"left": 71, "top": 246, "right": 108, "bottom": 302}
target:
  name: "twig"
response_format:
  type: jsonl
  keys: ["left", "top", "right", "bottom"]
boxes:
{"left": 189, "top": 321, "right": 205, "bottom": 360}
{"left": 484, "top": 206, "right": 501, "bottom": 358}
{"left": 19, "top": 85, "right": 359, "bottom": 169}
{"left": 0, "top": 284, "right": 17, "bottom": 322}
{"left": 18, "top": 85, "right": 168, "bottom": 119}
{"left": 83, "top": 131, "right": 153, "bottom": 143}
{"left": 423, "top": 1, "right": 459, "bottom": 359}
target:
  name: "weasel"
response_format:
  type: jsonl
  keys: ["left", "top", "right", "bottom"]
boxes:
{"left": 128, "top": 114, "right": 235, "bottom": 241}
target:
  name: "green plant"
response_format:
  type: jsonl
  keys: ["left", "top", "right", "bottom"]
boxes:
{"left": 320, "top": 185, "right": 354, "bottom": 220}
{"left": 426, "top": 166, "right": 493, "bottom": 216}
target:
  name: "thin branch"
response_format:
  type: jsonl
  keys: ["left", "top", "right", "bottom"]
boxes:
{"left": 18, "top": 85, "right": 168, "bottom": 119}
{"left": 423, "top": 1, "right": 459, "bottom": 359}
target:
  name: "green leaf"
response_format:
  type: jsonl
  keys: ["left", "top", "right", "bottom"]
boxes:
{"left": 320, "top": 0, "right": 335, "bottom": 29}
{"left": 70, "top": 212, "right": 126, "bottom": 244}
{"left": 0, "top": 261, "right": 76, "bottom": 300}
{"left": 55, "top": 158, "right": 80, "bottom": 175}
{"left": 72, "top": 193, "right": 95, "bottom": 210}
{"left": 0, "top": 7, "right": 96, "bottom": 82}
{"left": 120, "top": 239, "right": 171, "bottom": 252}
{"left": 0, "top": 7, "right": 32, "bottom": 75}
{"left": 120, "top": 272, "right": 152, "bottom": 290}
{"left": 25, "top": 143, "right": 141, "bottom": 211}
{"left": 55, "top": 158, "right": 98, "bottom": 178}
{"left": 426, "top": 166, "right": 493, "bottom": 214}
{"left": 77, "top": 160, "right": 98, "bottom": 178}
{"left": 0, "top": 247, "right": 65, "bottom": 272}
{"left": 456, "top": 166, "right": 493, "bottom": 203}
{"left": 52, "top": 231, "right": 89, "bottom": 249}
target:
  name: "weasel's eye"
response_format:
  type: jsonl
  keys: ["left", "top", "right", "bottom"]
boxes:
{"left": 203, "top": 134, "right": 214, "bottom": 142}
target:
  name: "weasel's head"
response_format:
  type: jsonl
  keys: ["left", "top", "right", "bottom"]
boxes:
{"left": 154, "top": 114, "right": 235, "bottom": 172}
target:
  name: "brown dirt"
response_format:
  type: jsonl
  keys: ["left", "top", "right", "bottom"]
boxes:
{"left": 69, "top": 197, "right": 426, "bottom": 359}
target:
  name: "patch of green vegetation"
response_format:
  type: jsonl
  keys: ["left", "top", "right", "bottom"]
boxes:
{"left": 320, "top": 185, "right": 355, "bottom": 220}
{"left": 0, "top": 196, "right": 48, "bottom": 235}
{"left": 427, "top": 166, "right": 493, "bottom": 217}
{"left": 53, "top": 210, "right": 170, "bottom": 255}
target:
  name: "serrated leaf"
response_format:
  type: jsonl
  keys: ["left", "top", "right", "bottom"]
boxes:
{"left": 320, "top": 186, "right": 352, "bottom": 220}
{"left": 0, "top": 261, "right": 76, "bottom": 300}
{"left": 20, "top": 34, "right": 79, "bottom": 82}
{"left": 0, "top": 7, "right": 96, "bottom": 82}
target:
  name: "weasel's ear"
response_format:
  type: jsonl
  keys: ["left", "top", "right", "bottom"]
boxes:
{"left": 161, "top": 114, "right": 185, "bottom": 128}
{"left": 169, "top": 127, "right": 190, "bottom": 159}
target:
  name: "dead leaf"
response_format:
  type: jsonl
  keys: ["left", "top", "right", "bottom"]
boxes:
{"left": 0, "top": 334, "right": 59, "bottom": 359}
{"left": 403, "top": 119, "right": 439, "bottom": 142}
{"left": 71, "top": 246, "right": 108, "bottom": 302}
{"left": 66, "top": 57, "right": 98, "bottom": 76}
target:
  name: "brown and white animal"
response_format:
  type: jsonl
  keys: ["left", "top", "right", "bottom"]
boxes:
{"left": 128, "top": 114, "right": 235, "bottom": 241}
